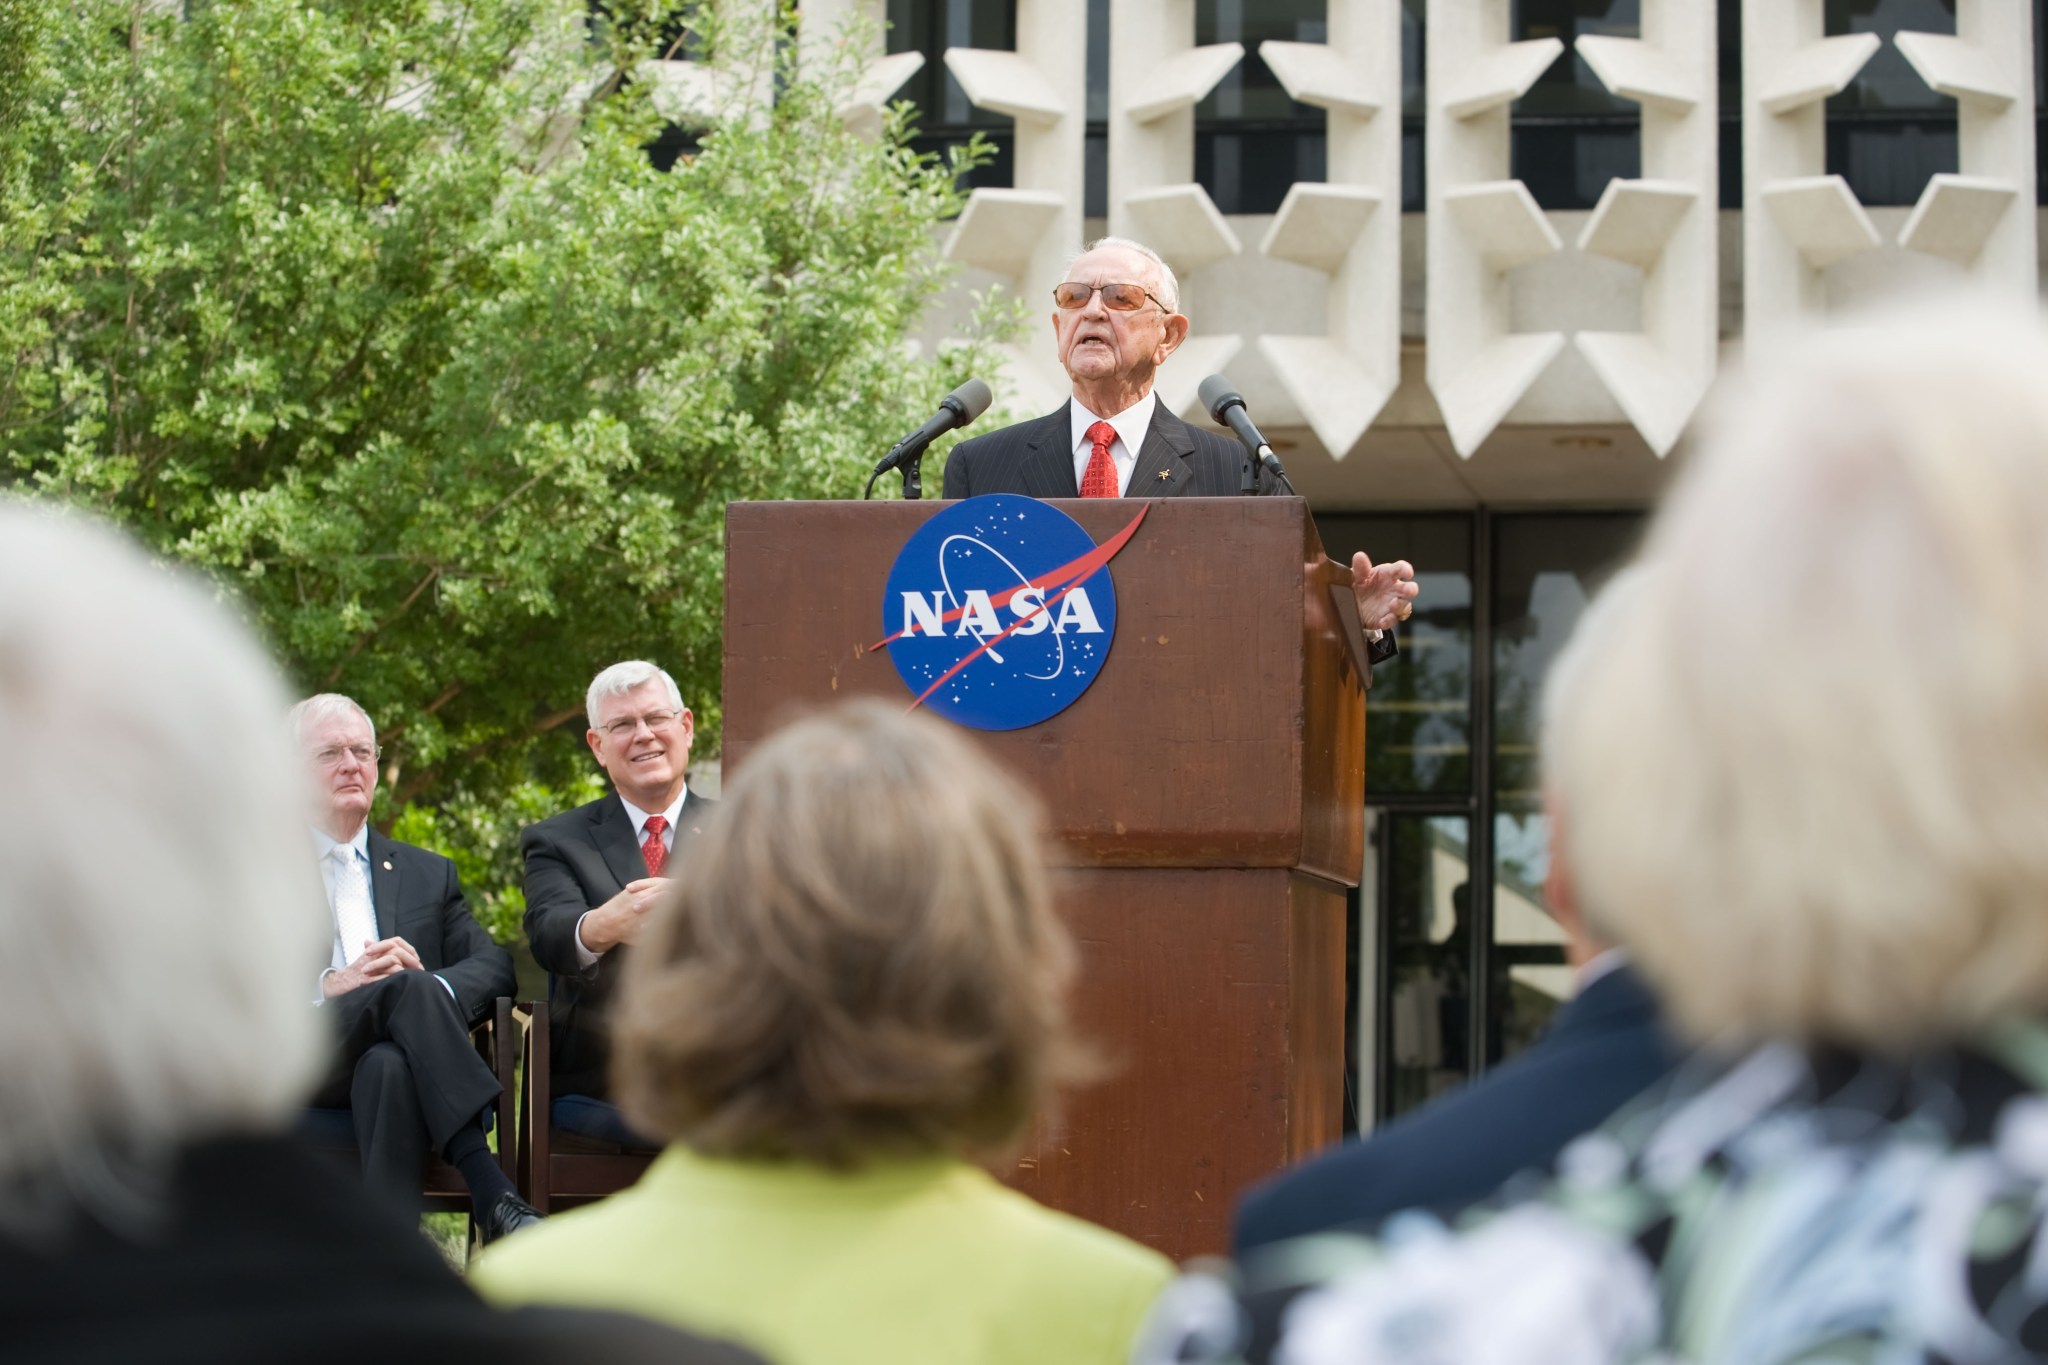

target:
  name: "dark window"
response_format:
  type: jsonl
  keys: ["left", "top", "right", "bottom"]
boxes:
{"left": 1379, "top": 813, "right": 1477, "bottom": 1118}
{"left": 1511, "top": 0, "right": 1643, "bottom": 210}
{"left": 1824, "top": 0, "right": 1959, "bottom": 207}
{"left": 1487, "top": 514, "right": 1642, "bottom": 1064}
{"left": 1194, "top": 0, "right": 1329, "bottom": 214}
{"left": 1325, "top": 512, "right": 1647, "bottom": 1129}
{"left": 886, "top": 0, "right": 1019, "bottom": 193}
{"left": 1318, "top": 515, "right": 1474, "bottom": 799}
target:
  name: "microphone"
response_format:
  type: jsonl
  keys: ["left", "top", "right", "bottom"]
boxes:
{"left": 1198, "top": 373, "right": 1294, "bottom": 496}
{"left": 866, "top": 378, "right": 993, "bottom": 500}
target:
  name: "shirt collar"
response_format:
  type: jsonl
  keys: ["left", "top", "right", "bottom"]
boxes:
{"left": 1576, "top": 946, "right": 1628, "bottom": 990}
{"left": 621, "top": 786, "right": 689, "bottom": 838}
{"left": 1070, "top": 391, "right": 1157, "bottom": 464}
{"left": 311, "top": 822, "right": 370, "bottom": 864}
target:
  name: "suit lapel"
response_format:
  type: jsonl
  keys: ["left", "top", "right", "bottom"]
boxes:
{"left": 1018, "top": 406, "right": 1080, "bottom": 499}
{"left": 1128, "top": 404, "right": 1197, "bottom": 497}
{"left": 675, "top": 789, "right": 714, "bottom": 853}
{"left": 365, "top": 829, "right": 399, "bottom": 940}
{"left": 593, "top": 795, "right": 647, "bottom": 890}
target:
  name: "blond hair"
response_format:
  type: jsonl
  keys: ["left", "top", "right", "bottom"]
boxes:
{"left": 613, "top": 700, "right": 1088, "bottom": 1165}
{"left": 1549, "top": 303, "right": 2048, "bottom": 1049}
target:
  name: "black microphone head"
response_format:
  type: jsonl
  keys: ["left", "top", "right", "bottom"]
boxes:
{"left": 1198, "top": 373, "right": 1244, "bottom": 421}
{"left": 942, "top": 377, "right": 993, "bottom": 425}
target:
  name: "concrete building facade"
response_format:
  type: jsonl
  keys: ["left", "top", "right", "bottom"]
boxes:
{"left": 831, "top": 0, "right": 2041, "bottom": 1126}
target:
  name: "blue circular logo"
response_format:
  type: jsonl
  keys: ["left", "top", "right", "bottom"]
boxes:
{"left": 880, "top": 495, "right": 1122, "bottom": 731}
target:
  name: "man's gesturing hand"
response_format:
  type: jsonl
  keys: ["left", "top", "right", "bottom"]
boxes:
{"left": 321, "top": 936, "right": 424, "bottom": 999}
{"left": 577, "top": 877, "right": 671, "bottom": 955}
{"left": 1352, "top": 550, "right": 1419, "bottom": 633}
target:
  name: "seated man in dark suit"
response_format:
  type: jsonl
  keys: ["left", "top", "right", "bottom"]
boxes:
{"left": 293, "top": 691, "right": 540, "bottom": 1241}
{"left": 941, "top": 235, "right": 1418, "bottom": 645}
{"left": 1233, "top": 572, "right": 1682, "bottom": 1253}
{"left": 521, "top": 660, "right": 715, "bottom": 1148}
{"left": 0, "top": 502, "right": 759, "bottom": 1365}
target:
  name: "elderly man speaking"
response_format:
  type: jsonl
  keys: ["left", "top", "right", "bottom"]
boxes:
{"left": 942, "top": 236, "right": 1417, "bottom": 639}
{"left": 943, "top": 236, "right": 1248, "bottom": 501}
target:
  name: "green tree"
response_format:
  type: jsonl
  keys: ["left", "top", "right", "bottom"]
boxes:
{"left": 1, "top": 0, "right": 1011, "bottom": 936}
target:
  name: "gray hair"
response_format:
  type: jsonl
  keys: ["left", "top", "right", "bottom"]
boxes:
{"left": 1548, "top": 302, "right": 2048, "bottom": 1050}
{"left": 585, "top": 659, "right": 686, "bottom": 729}
{"left": 287, "top": 692, "right": 376, "bottom": 749}
{"left": 1074, "top": 236, "right": 1181, "bottom": 314}
{"left": 0, "top": 501, "right": 326, "bottom": 1228}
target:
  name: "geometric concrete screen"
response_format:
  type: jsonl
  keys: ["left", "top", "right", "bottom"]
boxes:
{"left": 1742, "top": 0, "right": 1882, "bottom": 347}
{"left": 1425, "top": 0, "right": 1567, "bottom": 457}
{"left": 1572, "top": 0, "right": 1719, "bottom": 457}
{"left": 1108, "top": 0, "right": 1246, "bottom": 416}
{"left": 1255, "top": 0, "right": 1403, "bottom": 461}
{"left": 943, "top": 0, "right": 1092, "bottom": 413}
{"left": 1893, "top": 2, "right": 2036, "bottom": 289}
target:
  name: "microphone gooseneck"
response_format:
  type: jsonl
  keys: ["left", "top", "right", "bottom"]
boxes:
{"left": 1198, "top": 374, "right": 1294, "bottom": 496}
{"left": 866, "top": 378, "right": 994, "bottom": 500}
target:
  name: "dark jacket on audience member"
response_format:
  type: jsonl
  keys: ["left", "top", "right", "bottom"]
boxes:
{"left": 0, "top": 1134, "right": 762, "bottom": 1365}
{"left": 1233, "top": 961, "right": 1680, "bottom": 1254}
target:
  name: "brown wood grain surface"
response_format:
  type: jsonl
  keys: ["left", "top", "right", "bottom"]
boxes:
{"left": 723, "top": 499, "right": 1366, "bottom": 874}
{"left": 1002, "top": 868, "right": 1347, "bottom": 1260}
{"left": 721, "top": 497, "right": 1365, "bottom": 1262}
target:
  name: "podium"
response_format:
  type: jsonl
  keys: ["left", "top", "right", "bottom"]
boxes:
{"left": 723, "top": 497, "right": 1368, "bottom": 1260}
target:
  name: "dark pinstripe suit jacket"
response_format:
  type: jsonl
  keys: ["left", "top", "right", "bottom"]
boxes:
{"left": 940, "top": 400, "right": 1277, "bottom": 499}
{"left": 941, "top": 398, "right": 1397, "bottom": 666}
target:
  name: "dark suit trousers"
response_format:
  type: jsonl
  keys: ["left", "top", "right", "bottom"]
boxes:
{"left": 310, "top": 971, "right": 501, "bottom": 1202}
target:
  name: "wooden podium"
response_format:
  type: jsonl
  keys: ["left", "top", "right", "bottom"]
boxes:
{"left": 723, "top": 497, "right": 1368, "bottom": 1261}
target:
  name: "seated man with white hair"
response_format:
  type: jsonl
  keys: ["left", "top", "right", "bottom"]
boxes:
{"left": 521, "top": 660, "right": 716, "bottom": 1148}
{"left": 0, "top": 501, "right": 762, "bottom": 1365}
{"left": 290, "top": 690, "right": 537, "bottom": 1241}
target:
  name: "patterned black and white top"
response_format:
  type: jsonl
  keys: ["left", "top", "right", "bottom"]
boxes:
{"left": 1138, "top": 1023, "right": 2048, "bottom": 1365}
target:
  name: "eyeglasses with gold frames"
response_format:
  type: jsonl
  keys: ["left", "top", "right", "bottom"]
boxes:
{"left": 1051, "top": 281, "right": 1170, "bottom": 313}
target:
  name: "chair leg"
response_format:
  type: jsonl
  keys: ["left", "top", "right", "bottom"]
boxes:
{"left": 525, "top": 999, "right": 552, "bottom": 1215}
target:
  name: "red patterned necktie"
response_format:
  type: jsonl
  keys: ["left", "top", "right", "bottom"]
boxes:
{"left": 1080, "top": 420, "right": 1119, "bottom": 498}
{"left": 641, "top": 815, "right": 669, "bottom": 876}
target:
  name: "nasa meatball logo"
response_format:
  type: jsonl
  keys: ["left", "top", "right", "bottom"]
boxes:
{"left": 875, "top": 494, "right": 1149, "bottom": 731}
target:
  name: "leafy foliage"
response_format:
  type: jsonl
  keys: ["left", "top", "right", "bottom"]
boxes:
{"left": 1, "top": 0, "right": 1009, "bottom": 925}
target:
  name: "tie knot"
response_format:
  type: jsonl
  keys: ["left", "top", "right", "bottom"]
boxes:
{"left": 1086, "top": 420, "right": 1116, "bottom": 452}
{"left": 643, "top": 815, "right": 668, "bottom": 838}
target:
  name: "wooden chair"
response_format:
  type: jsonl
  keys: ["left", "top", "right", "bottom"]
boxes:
{"left": 303, "top": 995, "right": 519, "bottom": 1221}
{"left": 515, "top": 998, "right": 656, "bottom": 1212}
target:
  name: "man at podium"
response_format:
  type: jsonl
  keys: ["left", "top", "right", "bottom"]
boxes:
{"left": 942, "top": 236, "right": 1254, "bottom": 502}
{"left": 940, "top": 235, "right": 1418, "bottom": 641}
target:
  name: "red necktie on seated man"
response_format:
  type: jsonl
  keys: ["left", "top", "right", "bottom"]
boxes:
{"left": 1081, "top": 420, "right": 1118, "bottom": 498}
{"left": 641, "top": 815, "right": 668, "bottom": 877}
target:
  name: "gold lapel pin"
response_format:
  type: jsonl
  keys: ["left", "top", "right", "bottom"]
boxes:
{"left": 1156, "top": 469, "right": 1172, "bottom": 482}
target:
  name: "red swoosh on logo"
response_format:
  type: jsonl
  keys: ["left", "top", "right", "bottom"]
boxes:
{"left": 872, "top": 502, "right": 1152, "bottom": 713}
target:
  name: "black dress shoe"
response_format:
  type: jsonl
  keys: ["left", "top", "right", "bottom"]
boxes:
{"left": 476, "top": 1191, "right": 544, "bottom": 1244}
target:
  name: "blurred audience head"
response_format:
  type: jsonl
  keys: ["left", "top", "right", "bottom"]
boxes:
{"left": 1537, "top": 566, "right": 1648, "bottom": 969}
{"left": 613, "top": 699, "right": 1087, "bottom": 1166}
{"left": 1548, "top": 303, "right": 2048, "bottom": 1050}
{"left": 0, "top": 501, "right": 325, "bottom": 1227}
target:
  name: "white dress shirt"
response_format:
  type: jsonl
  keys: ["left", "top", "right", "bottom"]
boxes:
{"left": 310, "top": 823, "right": 454, "bottom": 1001}
{"left": 572, "top": 786, "right": 689, "bottom": 968}
{"left": 1069, "top": 391, "right": 1156, "bottom": 497}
